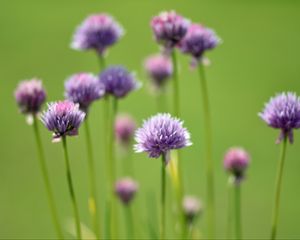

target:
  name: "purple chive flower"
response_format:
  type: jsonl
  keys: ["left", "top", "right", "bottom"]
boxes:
{"left": 151, "top": 11, "right": 190, "bottom": 50}
{"left": 41, "top": 100, "right": 85, "bottom": 142}
{"left": 115, "top": 178, "right": 138, "bottom": 205}
{"left": 179, "top": 23, "right": 220, "bottom": 65}
{"left": 71, "top": 14, "right": 124, "bottom": 55}
{"left": 134, "top": 113, "right": 192, "bottom": 160}
{"left": 99, "top": 66, "right": 140, "bottom": 98}
{"left": 144, "top": 54, "right": 173, "bottom": 88}
{"left": 259, "top": 92, "right": 300, "bottom": 144}
{"left": 224, "top": 147, "right": 250, "bottom": 183}
{"left": 115, "top": 114, "right": 136, "bottom": 146}
{"left": 64, "top": 73, "right": 105, "bottom": 113}
{"left": 183, "top": 196, "right": 202, "bottom": 224}
{"left": 14, "top": 79, "right": 46, "bottom": 115}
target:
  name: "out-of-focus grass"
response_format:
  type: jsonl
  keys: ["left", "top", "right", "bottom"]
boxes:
{"left": 1, "top": 0, "right": 300, "bottom": 239}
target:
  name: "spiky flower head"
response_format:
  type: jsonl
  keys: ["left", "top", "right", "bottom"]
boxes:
{"left": 71, "top": 14, "right": 124, "bottom": 55}
{"left": 224, "top": 147, "right": 250, "bottom": 184}
{"left": 99, "top": 66, "right": 140, "bottom": 99}
{"left": 15, "top": 79, "right": 46, "bottom": 115}
{"left": 183, "top": 196, "right": 202, "bottom": 224}
{"left": 259, "top": 92, "right": 300, "bottom": 144}
{"left": 144, "top": 54, "right": 173, "bottom": 88}
{"left": 41, "top": 100, "right": 85, "bottom": 142}
{"left": 134, "top": 113, "right": 192, "bottom": 160}
{"left": 151, "top": 11, "right": 190, "bottom": 50}
{"left": 115, "top": 114, "right": 136, "bottom": 146}
{"left": 64, "top": 73, "right": 105, "bottom": 113}
{"left": 115, "top": 177, "right": 138, "bottom": 205}
{"left": 179, "top": 24, "right": 220, "bottom": 65}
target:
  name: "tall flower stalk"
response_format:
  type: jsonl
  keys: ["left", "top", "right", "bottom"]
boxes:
{"left": 115, "top": 178, "right": 138, "bottom": 239}
{"left": 40, "top": 100, "right": 85, "bottom": 240}
{"left": 270, "top": 137, "right": 287, "bottom": 239}
{"left": 259, "top": 92, "right": 300, "bottom": 239}
{"left": 134, "top": 113, "right": 192, "bottom": 240}
{"left": 100, "top": 66, "right": 140, "bottom": 238}
{"left": 64, "top": 73, "right": 105, "bottom": 238}
{"left": 179, "top": 22, "right": 220, "bottom": 238}
{"left": 198, "top": 63, "right": 215, "bottom": 237}
{"left": 62, "top": 137, "right": 82, "bottom": 239}
{"left": 14, "top": 79, "right": 64, "bottom": 238}
{"left": 224, "top": 147, "right": 250, "bottom": 240}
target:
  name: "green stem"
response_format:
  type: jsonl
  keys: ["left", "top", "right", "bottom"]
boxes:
{"left": 62, "top": 137, "right": 82, "bottom": 240}
{"left": 171, "top": 49, "right": 186, "bottom": 238}
{"left": 125, "top": 206, "right": 134, "bottom": 239}
{"left": 84, "top": 118, "right": 101, "bottom": 239}
{"left": 98, "top": 54, "right": 106, "bottom": 71}
{"left": 198, "top": 63, "right": 215, "bottom": 238}
{"left": 234, "top": 183, "right": 242, "bottom": 240}
{"left": 161, "top": 154, "right": 167, "bottom": 240}
{"left": 108, "top": 97, "right": 118, "bottom": 238}
{"left": 271, "top": 136, "right": 288, "bottom": 239}
{"left": 227, "top": 178, "right": 233, "bottom": 239}
{"left": 32, "top": 116, "right": 64, "bottom": 239}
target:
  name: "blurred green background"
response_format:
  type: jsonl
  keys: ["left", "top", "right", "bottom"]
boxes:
{"left": 1, "top": 0, "right": 300, "bottom": 239}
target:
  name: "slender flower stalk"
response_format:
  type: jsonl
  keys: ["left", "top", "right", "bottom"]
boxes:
{"left": 183, "top": 196, "right": 202, "bottom": 239}
{"left": 224, "top": 147, "right": 250, "bottom": 240}
{"left": 32, "top": 116, "right": 64, "bottom": 239}
{"left": 14, "top": 79, "right": 63, "bottom": 238}
{"left": 271, "top": 137, "right": 287, "bottom": 239}
{"left": 84, "top": 118, "right": 100, "bottom": 239}
{"left": 134, "top": 113, "right": 192, "bottom": 240}
{"left": 235, "top": 183, "right": 242, "bottom": 239}
{"left": 40, "top": 100, "right": 85, "bottom": 239}
{"left": 198, "top": 63, "right": 215, "bottom": 238}
{"left": 115, "top": 178, "right": 138, "bottom": 239}
{"left": 170, "top": 49, "right": 187, "bottom": 238}
{"left": 161, "top": 153, "right": 167, "bottom": 240}
{"left": 108, "top": 97, "right": 118, "bottom": 238}
{"left": 226, "top": 178, "right": 233, "bottom": 239}
{"left": 259, "top": 92, "right": 300, "bottom": 239}
{"left": 62, "top": 137, "right": 82, "bottom": 240}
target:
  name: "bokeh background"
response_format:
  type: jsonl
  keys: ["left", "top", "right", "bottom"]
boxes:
{"left": 1, "top": 0, "right": 300, "bottom": 239}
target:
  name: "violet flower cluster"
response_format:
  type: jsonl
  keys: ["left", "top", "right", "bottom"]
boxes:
{"left": 115, "top": 114, "right": 136, "bottom": 146}
{"left": 183, "top": 196, "right": 202, "bottom": 224}
{"left": 41, "top": 100, "right": 85, "bottom": 142}
{"left": 151, "top": 11, "right": 190, "bottom": 50}
{"left": 71, "top": 14, "right": 124, "bottom": 55}
{"left": 134, "top": 113, "right": 192, "bottom": 160}
{"left": 15, "top": 79, "right": 46, "bottom": 115}
{"left": 179, "top": 23, "right": 220, "bottom": 65}
{"left": 64, "top": 73, "right": 105, "bottom": 113}
{"left": 259, "top": 92, "right": 300, "bottom": 144}
{"left": 99, "top": 66, "right": 140, "bottom": 99}
{"left": 224, "top": 147, "right": 250, "bottom": 184}
{"left": 115, "top": 178, "right": 138, "bottom": 205}
{"left": 144, "top": 54, "right": 173, "bottom": 89}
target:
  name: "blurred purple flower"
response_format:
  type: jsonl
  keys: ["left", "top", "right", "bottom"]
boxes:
{"left": 115, "top": 177, "right": 138, "bottom": 205}
{"left": 99, "top": 66, "right": 140, "bottom": 99}
{"left": 41, "top": 100, "right": 85, "bottom": 142}
{"left": 259, "top": 92, "right": 300, "bottom": 144}
{"left": 144, "top": 54, "right": 173, "bottom": 88}
{"left": 64, "top": 73, "right": 105, "bottom": 113}
{"left": 71, "top": 14, "right": 124, "bottom": 55}
{"left": 151, "top": 11, "right": 190, "bottom": 50}
{"left": 15, "top": 79, "right": 46, "bottom": 115}
{"left": 183, "top": 196, "right": 202, "bottom": 224}
{"left": 224, "top": 147, "right": 250, "bottom": 183}
{"left": 134, "top": 113, "right": 192, "bottom": 160}
{"left": 115, "top": 114, "right": 136, "bottom": 146}
{"left": 179, "top": 23, "right": 220, "bottom": 66}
